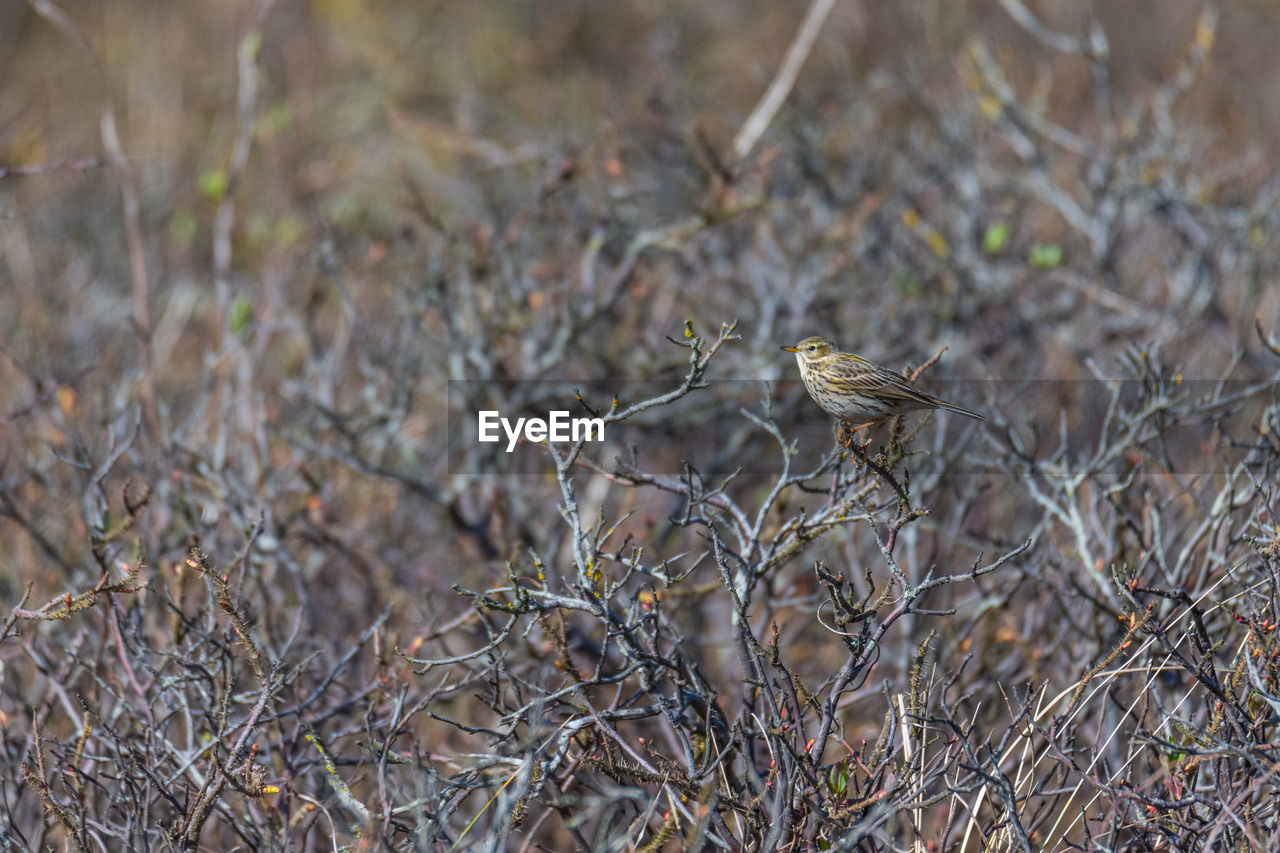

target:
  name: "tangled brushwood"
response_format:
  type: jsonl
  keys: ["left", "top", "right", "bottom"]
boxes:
{"left": 5, "top": 1, "right": 1280, "bottom": 850}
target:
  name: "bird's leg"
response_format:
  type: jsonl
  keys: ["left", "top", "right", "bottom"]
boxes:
{"left": 833, "top": 420, "right": 909, "bottom": 503}
{"left": 830, "top": 422, "right": 872, "bottom": 504}
{"left": 838, "top": 421, "right": 881, "bottom": 458}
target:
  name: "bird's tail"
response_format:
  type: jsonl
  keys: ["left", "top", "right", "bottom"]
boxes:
{"left": 937, "top": 400, "right": 985, "bottom": 421}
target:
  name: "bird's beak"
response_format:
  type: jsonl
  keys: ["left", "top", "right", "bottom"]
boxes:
{"left": 781, "top": 345, "right": 799, "bottom": 353}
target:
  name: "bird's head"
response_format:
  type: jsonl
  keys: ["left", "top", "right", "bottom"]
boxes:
{"left": 781, "top": 336, "right": 836, "bottom": 362}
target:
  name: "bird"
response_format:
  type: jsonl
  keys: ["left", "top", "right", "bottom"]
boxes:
{"left": 781, "top": 336, "right": 983, "bottom": 448}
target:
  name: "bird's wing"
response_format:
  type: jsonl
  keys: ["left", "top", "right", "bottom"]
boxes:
{"left": 871, "top": 366, "right": 945, "bottom": 407}
{"left": 827, "top": 356, "right": 944, "bottom": 408}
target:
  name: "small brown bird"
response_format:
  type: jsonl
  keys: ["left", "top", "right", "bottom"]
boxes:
{"left": 782, "top": 336, "right": 983, "bottom": 442}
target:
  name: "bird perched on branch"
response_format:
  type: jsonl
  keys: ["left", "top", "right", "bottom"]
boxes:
{"left": 782, "top": 336, "right": 983, "bottom": 450}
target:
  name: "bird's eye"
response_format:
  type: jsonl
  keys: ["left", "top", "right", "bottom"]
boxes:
{"left": 807, "top": 345, "right": 816, "bottom": 351}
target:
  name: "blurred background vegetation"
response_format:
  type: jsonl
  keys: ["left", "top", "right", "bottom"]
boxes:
{"left": 4, "top": 0, "right": 1280, "bottom": 849}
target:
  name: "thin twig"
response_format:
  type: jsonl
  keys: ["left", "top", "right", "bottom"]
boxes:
{"left": 732, "top": 0, "right": 838, "bottom": 162}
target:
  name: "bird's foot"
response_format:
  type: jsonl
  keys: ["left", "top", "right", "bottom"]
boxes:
{"left": 837, "top": 421, "right": 880, "bottom": 458}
